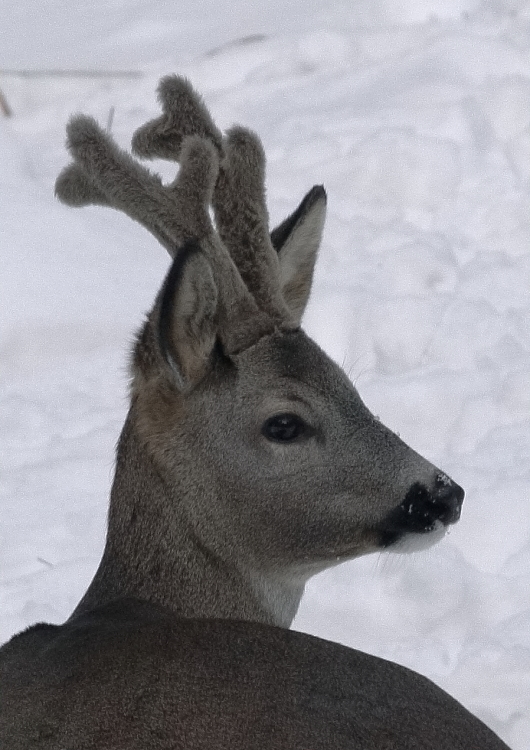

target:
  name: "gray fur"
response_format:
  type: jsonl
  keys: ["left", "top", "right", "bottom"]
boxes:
{"left": 156, "top": 242, "right": 219, "bottom": 390}
{"left": 0, "top": 76, "right": 510, "bottom": 750}
{"left": 64, "top": 115, "right": 214, "bottom": 247}
{"left": 54, "top": 163, "right": 108, "bottom": 207}
{"left": 0, "top": 602, "right": 509, "bottom": 750}
{"left": 132, "top": 75, "right": 224, "bottom": 161}
{"left": 55, "top": 112, "right": 272, "bottom": 358}
{"left": 212, "top": 126, "right": 290, "bottom": 323}
{"left": 131, "top": 74, "right": 294, "bottom": 323}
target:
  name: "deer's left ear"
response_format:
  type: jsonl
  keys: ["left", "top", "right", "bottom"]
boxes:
{"left": 270, "top": 186, "right": 327, "bottom": 325}
{"left": 156, "top": 240, "right": 219, "bottom": 392}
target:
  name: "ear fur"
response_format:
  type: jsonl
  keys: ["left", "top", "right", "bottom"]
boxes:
{"left": 157, "top": 240, "right": 218, "bottom": 391}
{"left": 270, "top": 185, "right": 327, "bottom": 324}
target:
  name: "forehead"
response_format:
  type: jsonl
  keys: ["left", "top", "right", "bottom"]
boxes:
{"left": 234, "top": 329, "right": 352, "bottom": 397}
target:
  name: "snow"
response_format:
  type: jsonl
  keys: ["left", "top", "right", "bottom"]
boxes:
{"left": 1, "top": 1, "right": 529, "bottom": 747}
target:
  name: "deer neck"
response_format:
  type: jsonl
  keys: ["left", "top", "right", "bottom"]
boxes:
{"left": 71, "top": 416, "right": 304, "bottom": 628}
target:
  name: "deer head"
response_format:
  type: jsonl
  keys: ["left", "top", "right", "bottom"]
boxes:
{"left": 55, "top": 76, "right": 464, "bottom": 628}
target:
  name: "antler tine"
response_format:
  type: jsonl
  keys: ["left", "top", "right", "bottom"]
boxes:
{"left": 132, "top": 75, "right": 294, "bottom": 327}
{"left": 213, "top": 126, "right": 291, "bottom": 324}
{"left": 55, "top": 115, "right": 216, "bottom": 254}
{"left": 55, "top": 162, "right": 176, "bottom": 253}
{"left": 55, "top": 163, "right": 108, "bottom": 207}
{"left": 132, "top": 76, "right": 223, "bottom": 162}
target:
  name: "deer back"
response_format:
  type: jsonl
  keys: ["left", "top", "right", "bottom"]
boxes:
{"left": 0, "top": 599, "right": 510, "bottom": 750}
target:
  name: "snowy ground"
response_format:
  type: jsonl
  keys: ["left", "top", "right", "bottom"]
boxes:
{"left": 1, "top": 1, "right": 530, "bottom": 747}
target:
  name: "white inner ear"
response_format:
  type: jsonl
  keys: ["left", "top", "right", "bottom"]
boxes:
{"left": 166, "top": 252, "right": 218, "bottom": 389}
{"left": 278, "top": 195, "right": 326, "bottom": 324}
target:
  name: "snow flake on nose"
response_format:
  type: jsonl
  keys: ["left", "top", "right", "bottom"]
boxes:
{"left": 435, "top": 473, "right": 451, "bottom": 488}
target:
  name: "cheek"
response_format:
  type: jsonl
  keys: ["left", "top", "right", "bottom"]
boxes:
{"left": 201, "top": 449, "right": 383, "bottom": 564}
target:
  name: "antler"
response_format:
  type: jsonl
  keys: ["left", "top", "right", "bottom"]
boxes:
{"left": 56, "top": 117, "right": 216, "bottom": 251}
{"left": 55, "top": 111, "right": 275, "bottom": 354}
{"left": 131, "top": 76, "right": 292, "bottom": 324}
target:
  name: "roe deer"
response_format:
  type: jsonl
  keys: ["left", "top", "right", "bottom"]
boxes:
{"left": 0, "top": 76, "right": 510, "bottom": 750}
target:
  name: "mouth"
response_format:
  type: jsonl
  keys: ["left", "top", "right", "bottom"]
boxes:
{"left": 383, "top": 521, "right": 448, "bottom": 554}
{"left": 378, "top": 515, "right": 450, "bottom": 550}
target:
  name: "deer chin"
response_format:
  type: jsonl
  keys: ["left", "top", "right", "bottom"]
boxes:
{"left": 384, "top": 521, "right": 448, "bottom": 554}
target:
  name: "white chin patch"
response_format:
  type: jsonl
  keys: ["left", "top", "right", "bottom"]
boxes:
{"left": 390, "top": 521, "right": 447, "bottom": 554}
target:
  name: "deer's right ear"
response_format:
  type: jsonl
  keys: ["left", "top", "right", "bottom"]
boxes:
{"left": 156, "top": 240, "right": 218, "bottom": 391}
{"left": 270, "top": 185, "right": 327, "bottom": 324}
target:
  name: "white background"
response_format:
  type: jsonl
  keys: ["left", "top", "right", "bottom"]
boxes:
{"left": 1, "top": 1, "right": 529, "bottom": 746}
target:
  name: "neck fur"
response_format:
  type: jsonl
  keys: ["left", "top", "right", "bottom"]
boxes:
{"left": 71, "top": 417, "right": 303, "bottom": 628}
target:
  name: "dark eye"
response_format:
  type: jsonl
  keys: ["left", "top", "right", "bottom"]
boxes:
{"left": 262, "top": 413, "right": 309, "bottom": 443}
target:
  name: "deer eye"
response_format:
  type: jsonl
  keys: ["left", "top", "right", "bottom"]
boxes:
{"left": 262, "top": 413, "right": 310, "bottom": 443}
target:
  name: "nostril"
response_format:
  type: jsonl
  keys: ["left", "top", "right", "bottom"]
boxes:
{"left": 435, "top": 473, "right": 464, "bottom": 499}
{"left": 454, "top": 484, "right": 466, "bottom": 505}
{"left": 429, "top": 494, "right": 459, "bottom": 525}
{"left": 432, "top": 477, "right": 465, "bottom": 523}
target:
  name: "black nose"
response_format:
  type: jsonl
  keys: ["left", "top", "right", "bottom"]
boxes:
{"left": 380, "top": 475, "right": 464, "bottom": 546}
{"left": 431, "top": 473, "right": 465, "bottom": 523}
